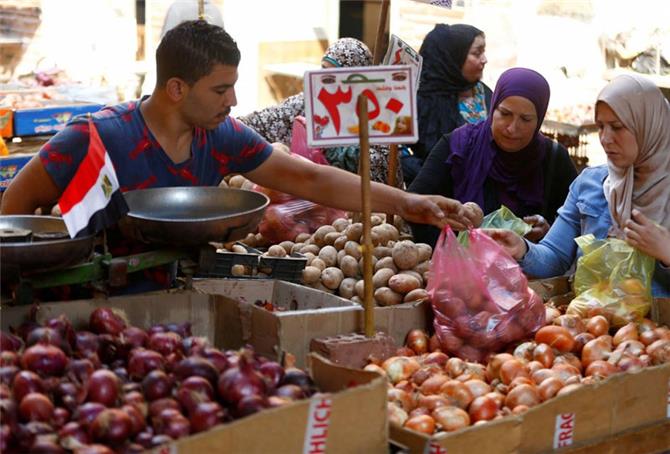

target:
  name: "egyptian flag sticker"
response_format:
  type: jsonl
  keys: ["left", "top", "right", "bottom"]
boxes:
{"left": 59, "top": 116, "right": 128, "bottom": 238}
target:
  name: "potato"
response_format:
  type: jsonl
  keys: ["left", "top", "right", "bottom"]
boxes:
{"left": 367, "top": 229, "right": 385, "bottom": 246}
{"left": 303, "top": 252, "right": 316, "bottom": 265}
{"left": 311, "top": 258, "right": 327, "bottom": 271}
{"left": 333, "top": 235, "right": 348, "bottom": 251}
{"left": 295, "top": 232, "right": 311, "bottom": 243}
{"left": 290, "top": 242, "right": 304, "bottom": 255}
{"left": 374, "top": 287, "right": 403, "bottom": 306}
{"left": 413, "top": 261, "right": 431, "bottom": 276}
{"left": 300, "top": 244, "right": 320, "bottom": 255}
{"left": 354, "top": 280, "right": 366, "bottom": 299}
{"left": 373, "top": 268, "right": 395, "bottom": 289}
{"left": 375, "top": 256, "right": 398, "bottom": 273}
{"left": 321, "top": 267, "right": 344, "bottom": 290}
{"left": 231, "top": 264, "right": 247, "bottom": 276}
{"left": 371, "top": 215, "right": 383, "bottom": 226}
{"left": 345, "top": 223, "right": 363, "bottom": 242}
{"left": 314, "top": 225, "right": 336, "bottom": 247}
{"left": 266, "top": 245, "right": 287, "bottom": 257}
{"left": 415, "top": 243, "right": 433, "bottom": 263}
{"left": 373, "top": 246, "right": 392, "bottom": 259}
{"left": 218, "top": 179, "right": 228, "bottom": 188}
{"left": 318, "top": 245, "right": 338, "bottom": 267}
{"left": 392, "top": 240, "right": 419, "bottom": 270}
{"left": 228, "top": 175, "right": 247, "bottom": 189}
{"left": 279, "top": 241, "right": 295, "bottom": 255}
{"left": 231, "top": 244, "right": 247, "bottom": 254}
{"left": 388, "top": 274, "right": 421, "bottom": 294}
{"left": 242, "top": 232, "right": 257, "bottom": 247}
{"left": 324, "top": 231, "right": 343, "bottom": 246}
{"left": 404, "top": 288, "right": 430, "bottom": 303}
{"left": 344, "top": 241, "right": 362, "bottom": 260}
{"left": 339, "top": 278, "right": 357, "bottom": 299}
{"left": 400, "top": 270, "right": 423, "bottom": 286}
{"left": 340, "top": 255, "right": 360, "bottom": 278}
{"left": 464, "top": 201, "right": 484, "bottom": 228}
{"left": 241, "top": 179, "right": 255, "bottom": 191}
{"left": 302, "top": 266, "right": 321, "bottom": 284}
{"left": 351, "top": 295, "right": 363, "bottom": 305}
{"left": 332, "top": 218, "right": 350, "bottom": 232}
{"left": 312, "top": 282, "right": 335, "bottom": 294}
{"left": 379, "top": 223, "right": 400, "bottom": 243}
{"left": 255, "top": 232, "right": 270, "bottom": 248}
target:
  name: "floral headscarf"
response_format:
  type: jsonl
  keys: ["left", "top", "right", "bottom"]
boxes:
{"left": 322, "top": 38, "right": 373, "bottom": 68}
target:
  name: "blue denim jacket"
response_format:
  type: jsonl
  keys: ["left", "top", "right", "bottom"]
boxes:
{"left": 520, "top": 165, "right": 670, "bottom": 297}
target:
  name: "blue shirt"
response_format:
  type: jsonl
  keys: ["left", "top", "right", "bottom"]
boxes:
{"left": 40, "top": 96, "right": 273, "bottom": 193}
{"left": 520, "top": 165, "right": 670, "bottom": 297}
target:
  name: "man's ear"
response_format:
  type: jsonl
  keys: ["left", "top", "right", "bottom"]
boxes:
{"left": 165, "top": 77, "right": 188, "bottom": 101}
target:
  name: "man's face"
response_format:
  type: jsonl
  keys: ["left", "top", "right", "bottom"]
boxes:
{"left": 182, "top": 64, "right": 238, "bottom": 129}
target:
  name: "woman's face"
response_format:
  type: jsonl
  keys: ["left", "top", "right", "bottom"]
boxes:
{"left": 491, "top": 96, "right": 538, "bottom": 152}
{"left": 461, "top": 35, "right": 487, "bottom": 83}
{"left": 595, "top": 102, "right": 639, "bottom": 168}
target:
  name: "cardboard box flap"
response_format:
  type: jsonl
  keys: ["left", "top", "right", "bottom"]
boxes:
{"left": 309, "top": 352, "right": 383, "bottom": 391}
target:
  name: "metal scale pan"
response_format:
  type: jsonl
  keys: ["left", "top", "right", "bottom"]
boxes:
{"left": 0, "top": 216, "right": 95, "bottom": 272}
{"left": 121, "top": 187, "right": 270, "bottom": 247}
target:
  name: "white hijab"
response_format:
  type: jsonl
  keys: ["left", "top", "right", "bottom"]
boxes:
{"left": 599, "top": 74, "right": 670, "bottom": 232}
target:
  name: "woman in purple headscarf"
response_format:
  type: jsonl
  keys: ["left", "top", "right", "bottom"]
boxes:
{"left": 408, "top": 67, "right": 578, "bottom": 248}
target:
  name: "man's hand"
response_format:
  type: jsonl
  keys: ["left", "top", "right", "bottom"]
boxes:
{"left": 481, "top": 228, "right": 528, "bottom": 260}
{"left": 624, "top": 209, "right": 670, "bottom": 266}
{"left": 399, "top": 193, "right": 471, "bottom": 231}
{"left": 523, "top": 214, "right": 550, "bottom": 243}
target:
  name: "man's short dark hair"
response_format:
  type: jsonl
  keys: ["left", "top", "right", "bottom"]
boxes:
{"left": 156, "top": 20, "right": 240, "bottom": 87}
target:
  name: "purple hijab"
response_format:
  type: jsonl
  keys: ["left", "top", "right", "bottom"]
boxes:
{"left": 447, "top": 68, "right": 551, "bottom": 213}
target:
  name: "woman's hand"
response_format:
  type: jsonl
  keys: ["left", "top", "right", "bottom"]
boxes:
{"left": 624, "top": 209, "right": 670, "bottom": 266}
{"left": 399, "top": 193, "right": 472, "bottom": 231}
{"left": 482, "top": 228, "right": 528, "bottom": 260}
{"left": 523, "top": 214, "right": 550, "bottom": 243}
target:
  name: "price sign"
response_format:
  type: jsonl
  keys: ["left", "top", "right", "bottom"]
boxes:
{"left": 304, "top": 65, "right": 417, "bottom": 147}
{"left": 383, "top": 34, "right": 423, "bottom": 88}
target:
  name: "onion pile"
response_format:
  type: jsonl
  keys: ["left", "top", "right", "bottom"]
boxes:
{"left": 0, "top": 308, "right": 316, "bottom": 453}
{"left": 376, "top": 312, "right": 670, "bottom": 435}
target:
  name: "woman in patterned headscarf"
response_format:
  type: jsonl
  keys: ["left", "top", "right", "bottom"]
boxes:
{"left": 238, "top": 38, "right": 402, "bottom": 187}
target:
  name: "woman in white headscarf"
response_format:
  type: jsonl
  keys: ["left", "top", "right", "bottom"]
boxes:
{"left": 486, "top": 73, "right": 670, "bottom": 296}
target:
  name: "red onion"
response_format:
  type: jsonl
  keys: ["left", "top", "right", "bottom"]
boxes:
{"left": 218, "top": 353, "right": 266, "bottom": 405}
{"left": 279, "top": 368, "right": 314, "bottom": 395}
{"left": 149, "top": 398, "right": 180, "bottom": 418}
{"left": 150, "top": 434, "right": 173, "bottom": 448}
{"left": 45, "top": 315, "right": 76, "bottom": 349}
{"left": 121, "top": 404, "right": 146, "bottom": 436}
{"left": 74, "top": 402, "right": 106, "bottom": 428}
{"left": 90, "top": 408, "right": 133, "bottom": 445}
{"left": 123, "top": 391, "right": 148, "bottom": 418}
{"left": 89, "top": 308, "right": 127, "bottom": 335}
{"left": 19, "top": 393, "right": 54, "bottom": 422}
{"left": 147, "top": 325, "right": 167, "bottom": 337}
{"left": 75, "top": 443, "right": 116, "bottom": 454}
{"left": 173, "top": 357, "right": 218, "bottom": 386}
{"left": 274, "top": 384, "right": 304, "bottom": 401}
{"left": 0, "top": 424, "right": 11, "bottom": 452}
{"left": 66, "top": 359, "right": 95, "bottom": 386}
{"left": 148, "top": 332, "right": 183, "bottom": 357}
{"left": 12, "top": 370, "right": 44, "bottom": 402}
{"left": 190, "top": 401, "right": 225, "bottom": 433}
{"left": 74, "top": 332, "right": 99, "bottom": 357}
{"left": 97, "top": 334, "right": 129, "bottom": 364}
{"left": 1, "top": 332, "right": 23, "bottom": 352}
{"left": 141, "top": 370, "right": 173, "bottom": 402}
{"left": 155, "top": 409, "right": 190, "bottom": 440}
{"left": 0, "top": 351, "right": 18, "bottom": 367}
{"left": 52, "top": 407, "right": 70, "bottom": 428}
{"left": 0, "top": 384, "right": 10, "bottom": 399}
{"left": 133, "top": 429, "right": 154, "bottom": 448}
{"left": 166, "top": 322, "right": 191, "bottom": 339}
{"left": 29, "top": 438, "right": 66, "bottom": 453}
{"left": 0, "top": 366, "right": 18, "bottom": 386}
{"left": 120, "top": 327, "right": 147, "bottom": 349}
{"left": 259, "top": 361, "right": 284, "bottom": 389}
{"left": 21, "top": 344, "right": 68, "bottom": 377}
{"left": 127, "top": 348, "right": 165, "bottom": 380}
{"left": 235, "top": 395, "right": 268, "bottom": 418}
{"left": 55, "top": 382, "right": 86, "bottom": 412}
{"left": 14, "top": 420, "right": 53, "bottom": 451}
{"left": 182, "top": 337, "right": 209, "bottom": 356}
{"left": 199, "top": 348, "right": 229, "bottom": 372}
{"left": 58, "top": 421, "right": 91, "bottom": 448}
{"left": 86, "top": 370, "right": 120, "bottom": 407}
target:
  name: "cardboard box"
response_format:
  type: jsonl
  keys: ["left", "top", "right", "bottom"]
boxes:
{"left": 0, "top": 107, "right": 13, "bottom": 137}
{"left": 13, "top": 102, "right": 103, "bottom": 136}
{"left": 193, "top": 278, "right": 431, "bottom": 367}
{"left": 352, "top": 296, "right": 670, "bottom": 453}
{"left": 0, "top": 152, "right": 34, "bottom": 191}
{"left": 0, "top": 290, "right": 388, "bottom": 454}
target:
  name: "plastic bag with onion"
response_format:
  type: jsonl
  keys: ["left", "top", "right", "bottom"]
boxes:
{"left": 427, "top": 227, "right": 545, "bottom": 363}
{"left": 566, "top": 234, "right": 655, "bottom": 327}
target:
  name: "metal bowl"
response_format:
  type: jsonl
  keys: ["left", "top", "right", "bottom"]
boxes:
{"left": 0, "top": 216, "right": 95, "bottom": 272}
{"left": 122, "top": 187, "right": 270, "bottom": 246}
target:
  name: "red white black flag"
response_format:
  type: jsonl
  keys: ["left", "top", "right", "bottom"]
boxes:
{"left": 59, "top": 116, "right": 128, "bottom": 238}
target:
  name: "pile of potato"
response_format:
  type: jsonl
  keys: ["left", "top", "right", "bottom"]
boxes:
{"left": 248, "top": 215, "right": 432, "bottom": 306}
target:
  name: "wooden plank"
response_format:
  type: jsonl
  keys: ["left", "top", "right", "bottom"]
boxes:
{"left": 563, "top": 420, "right": 670, "bottom": 454}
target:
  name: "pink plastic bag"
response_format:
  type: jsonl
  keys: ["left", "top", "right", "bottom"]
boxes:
{"left": 258, "top": 198, "right": 346, "bottom": 243}
{"left": 290, "top": 116, "right": 329, "bottom": 165}
{"left": 427, "top": 227, "right": 545, "bottom": 363}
